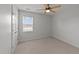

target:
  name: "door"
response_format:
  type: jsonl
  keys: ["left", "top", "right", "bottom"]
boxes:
{"left": 0, "top": 4, "right": 11, "bottom": 53}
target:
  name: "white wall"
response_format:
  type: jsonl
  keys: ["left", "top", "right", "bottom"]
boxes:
{"left": 52, "top": 4, "right": 79, "bottom": 48}
{"left": 18, "top": 10, "right": 52, "bottom": 41}
{"left": 0, "top": 4, "right": 11, "bottom": 53}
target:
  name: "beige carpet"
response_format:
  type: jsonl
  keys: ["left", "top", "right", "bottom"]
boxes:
{"left": 15, "top": 37, "right": 79, "bottom": 54}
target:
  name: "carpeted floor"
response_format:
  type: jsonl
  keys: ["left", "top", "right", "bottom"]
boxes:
{"left": 15, "top": 37, "right": 79, "bottom": 54}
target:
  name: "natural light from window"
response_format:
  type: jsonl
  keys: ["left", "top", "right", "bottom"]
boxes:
{"left": 23, "top": 16, "right": 33, "bottom": 32}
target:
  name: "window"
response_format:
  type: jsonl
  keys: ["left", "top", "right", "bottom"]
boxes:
{"left": 23, "top": 16, "right": 33, "bottom": 32}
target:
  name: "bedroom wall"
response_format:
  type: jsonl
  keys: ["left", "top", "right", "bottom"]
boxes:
{"left": 18, "top": 10, "right": 52, "bottom": 41}
{"left": 52, "top": 4, "right": 79, "bottom": 48}
{"left": 0, "top": 4, "right": 11, "bottom": 53}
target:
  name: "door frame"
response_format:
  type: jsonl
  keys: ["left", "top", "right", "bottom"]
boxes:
{"left": 11, "top": 4, "right": 18, "bottom": 53}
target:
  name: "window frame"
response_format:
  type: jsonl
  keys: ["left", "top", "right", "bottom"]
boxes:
{"left": 22, "top": 15, "right": 33, "bottom": 32}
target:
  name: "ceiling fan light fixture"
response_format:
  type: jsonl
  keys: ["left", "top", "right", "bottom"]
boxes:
{"left": 46, "top": 10, "right": 50, "bottom": 13}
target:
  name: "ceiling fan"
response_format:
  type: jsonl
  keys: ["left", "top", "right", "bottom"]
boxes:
{"left": 38, "top": 4, "right": 61, "bottom": 14}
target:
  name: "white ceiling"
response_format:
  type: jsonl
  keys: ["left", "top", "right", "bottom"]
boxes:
{"left": 14, "top": 4, "right": 60, "bottom": 15}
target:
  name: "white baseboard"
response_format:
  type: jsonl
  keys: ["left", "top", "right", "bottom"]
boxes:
{"left": 17, "top": 35, "right": 79, "bottom": 48}
{"left": 18, "top": 36, "right": 51, "bottom": 44}
{"left": 51, "top": 35, "right": 79, "bottom": 48}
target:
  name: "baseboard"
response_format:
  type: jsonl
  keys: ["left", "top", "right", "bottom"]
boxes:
{"left": 17, "top": 35, "right": 79, "bottom": 48}
{"left": 18, "top": 36, "right": 51, "bottom": 44}
{"left": 51, "top": 35, "right": 79, "bottom": 48}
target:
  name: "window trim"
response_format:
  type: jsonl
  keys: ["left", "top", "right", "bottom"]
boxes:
{"left": 22, "top": 15, "right": 33, "bottom": 32}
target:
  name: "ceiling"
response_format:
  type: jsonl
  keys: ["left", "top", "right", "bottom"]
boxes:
{"left": 15, "top": 4, "right": 60, "bottom": 15}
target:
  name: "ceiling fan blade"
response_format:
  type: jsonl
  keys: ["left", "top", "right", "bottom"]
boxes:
{"left": 43, "top": 4, "right": 50, "bottom": 8}
{"left": 51, "top": 5, "right": 61, "bottom": 9}
{"left": 50, "top": 9, "right": 56, "bottom": 13}
{"left": 36, "top": 9, "right": 45, "bottom": 10}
